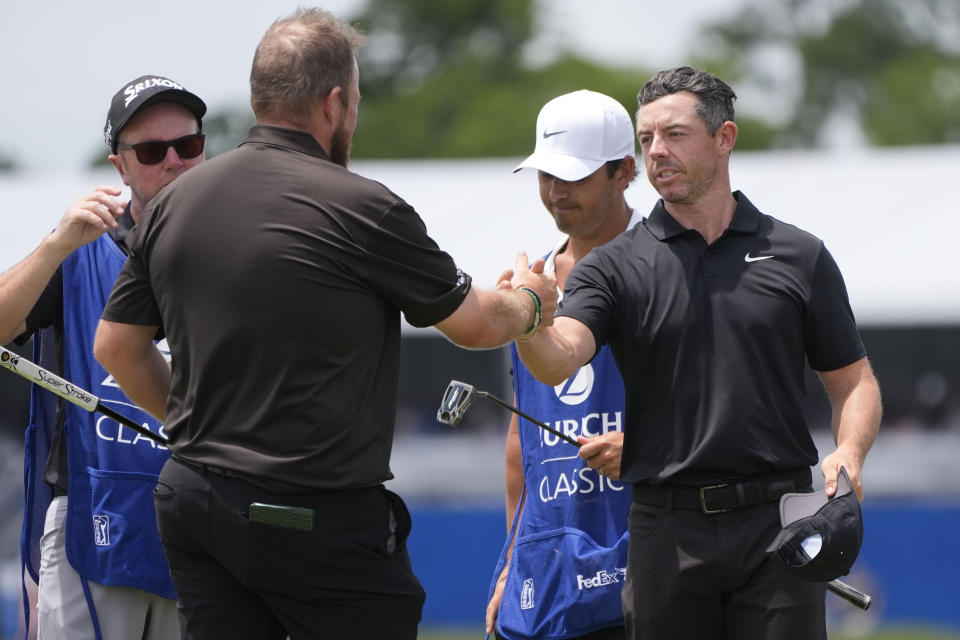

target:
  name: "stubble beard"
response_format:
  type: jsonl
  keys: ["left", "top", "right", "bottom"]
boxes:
{"left": 330, "top": 123, "right": 352, "bottom": 168}
{"left": 657, "top": 174, "right": 711, "bottom": 206}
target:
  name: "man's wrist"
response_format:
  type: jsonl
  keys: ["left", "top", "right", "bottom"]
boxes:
{"left": 516, "top": 286, "right": 542, "bottom": 336}
{"left": 39, "top": 233, "right": 73, "bottom": 264}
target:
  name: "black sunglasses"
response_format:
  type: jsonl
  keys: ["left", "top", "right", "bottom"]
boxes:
{"left": 116, "top": 133, "right": 205, "bottom": 165}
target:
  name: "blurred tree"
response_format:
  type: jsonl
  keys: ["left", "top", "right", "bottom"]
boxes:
{"left": 0, "top": 151, "right": 16, "bottom": 173}
{"left": 201, "top": 107, "right": 256, "bottom": 158}
{"left": 349, "top": 0, "right": 534, "bottom": 100}
{"left": 346, "top": 0, "right": 673, "bottom": 157}
{"left": 698, "top": 0, "right": 960, "bottom": 147}
{"left": 353, "top": 55, "right": 648, "bottom": 159}
{"left": 87, "top": 149, "right": 112, "bottom": 169}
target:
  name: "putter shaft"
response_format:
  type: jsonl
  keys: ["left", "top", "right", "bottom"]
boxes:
{"left": 477, "top": 391, "right": 581, "bottom": 448}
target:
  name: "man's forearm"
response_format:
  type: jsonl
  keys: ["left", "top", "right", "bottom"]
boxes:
{"left": 504, "top": 414, "right": 524, "bottom": 531}
{"left": 121, "top": 347, "right": 171, "bottom": 421}
{"left": 515, "top": 317, "right": 594, "bottom": 386}
{"left": 832, "top": 368, "right": 882, "bottom": 465}
{"left": 436, "top": 251, "right": 559, "bottom": 349}
{"left": 0, "top": 237, "right": 70, "bottom": 344}
{"left": 437, "top": 286, "right": 549, "bottom": 350}
{"left": 818, "top": 358, "right": 882, "bottom": 499}
{"left": 479, "top": 287, "right": 544, "bottom": 349}
{"left": 94, "top": 320, "right": 171, "bottom": 421}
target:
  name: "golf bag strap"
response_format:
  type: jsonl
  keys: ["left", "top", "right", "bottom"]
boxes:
{"left": 20, "top": 556, "right": 29, "bottom": 640}
{"left": 485, "top": 484, "right": 527, "bottom": 640}
{"left": 80, "top": 575, "right": 104, "bottom": 640}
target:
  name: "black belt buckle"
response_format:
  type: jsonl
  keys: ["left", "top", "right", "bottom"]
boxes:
{"left": 699, "top": 484, "right": 732, "bottom": 514}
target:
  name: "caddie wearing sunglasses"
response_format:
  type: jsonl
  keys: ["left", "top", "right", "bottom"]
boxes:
{"left": 0, "top": 75, "right": 206, "bottom": 640}
{"left": 116, "top": 132, "right": 206, "bottom": 165}
{"left": 107, "top": 76, "right": 207, "bottom": 220}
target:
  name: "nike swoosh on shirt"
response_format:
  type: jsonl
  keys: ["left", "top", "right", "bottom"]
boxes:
{"left": 744, "top": 253, "right": 775, "bottom": 262}
{"left": 543, "top": 130, "right": 567, "bottom": 138}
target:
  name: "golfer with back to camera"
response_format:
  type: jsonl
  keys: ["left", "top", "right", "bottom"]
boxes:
{"left": 515, "top": 66, "right": 882, "bottom": 639}
{"left": 93, "top": 8, "right": 556, "bottom": 640}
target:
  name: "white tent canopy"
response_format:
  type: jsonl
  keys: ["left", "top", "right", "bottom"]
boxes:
{"left": 3, "top": 145, "right": 957, "bottom": 327}
{"left": 361, "top": 146, "right": 959, "bottom": 328}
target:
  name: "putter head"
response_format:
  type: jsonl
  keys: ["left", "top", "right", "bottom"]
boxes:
{"left": 436, "top": 380, "right": 478, "bottom": 427}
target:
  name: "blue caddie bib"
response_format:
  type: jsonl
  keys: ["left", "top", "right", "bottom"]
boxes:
{"left": 489, "top": 344, "right": 631, "bottom": 639}
{"left": 55, "top": 236, "right": 173, "bottom": 597}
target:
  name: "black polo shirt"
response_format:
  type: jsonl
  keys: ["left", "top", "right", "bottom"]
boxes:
{"left": 559, "top": 191, "right": 866, "bottom": 486}
{"left": 103, "top": 125, "right": 471, "bottom": 491}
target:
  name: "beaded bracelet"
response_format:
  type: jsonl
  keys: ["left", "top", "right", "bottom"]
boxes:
{"left": 517, "top": 287, "right": 542, "bottom": 336}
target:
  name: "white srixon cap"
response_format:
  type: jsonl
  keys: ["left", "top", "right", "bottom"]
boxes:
{"left": 514, "top": 90, "right": 635, "bottom": 182}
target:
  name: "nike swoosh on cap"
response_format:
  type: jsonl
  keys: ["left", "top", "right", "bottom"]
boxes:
{"left": 543, "top": 129, "right": 567, "bottom": 138}
{"left": 744, "top": 253, "right": 775, "bottom": 262}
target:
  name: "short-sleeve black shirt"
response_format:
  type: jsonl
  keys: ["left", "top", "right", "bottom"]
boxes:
{"left": 559, "top": 192, "right": 866, "bottom": 486}
{"left": 103, "top": 125, "right": 471, "bottom": 490}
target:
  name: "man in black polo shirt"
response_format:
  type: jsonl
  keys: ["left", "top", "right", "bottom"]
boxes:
{"left": 92, "top": 8, "right": 556, "bottom": 640}
{"left": 516, "top": 67, "right": 882, "bottom": 639}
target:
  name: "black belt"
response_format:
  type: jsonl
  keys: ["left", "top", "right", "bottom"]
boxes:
{"left": 631, "top": 468, "right": 812, "bottom": 514}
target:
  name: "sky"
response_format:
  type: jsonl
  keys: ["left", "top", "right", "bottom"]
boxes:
{"left": 0, "top": 0, "right": 747, "bottom": 172}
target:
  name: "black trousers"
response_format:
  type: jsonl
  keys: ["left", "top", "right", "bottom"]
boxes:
{"left": 154, "top": 458, "right": 425, "bottom": 640}
{"left": 622, "top": 500, "right": 826, "bottom": 640}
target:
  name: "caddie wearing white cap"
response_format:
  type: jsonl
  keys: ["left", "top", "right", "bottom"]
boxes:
{"left": 485, "top": 89, "right": 640, "bottom": 640}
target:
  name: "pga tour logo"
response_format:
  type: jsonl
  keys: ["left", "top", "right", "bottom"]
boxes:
{"left": 520, "top": 578, "right": 535, "bottom": 610}
{"left": 577, "top": 568, "right": 626, "bottom": 590}
{"left": 554, "top": 364, "right": 595, "bottom": 406}
{"left": 93, "top": 515, "right": 111, "bottom": 547}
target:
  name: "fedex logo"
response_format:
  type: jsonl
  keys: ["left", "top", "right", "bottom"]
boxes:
{"left": 576, "top": 568, "right": 626, "bottom": 590}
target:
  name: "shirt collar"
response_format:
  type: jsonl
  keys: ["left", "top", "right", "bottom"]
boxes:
{"left": 644, "top": 190, "right": 761, "bottom": 241}
{"left": 241, "top": 124, "right": 332, "bottom": 161}
{"left": 545, "top": 207, "right": 644, "bottom": 271}
{"left": 108, "top": 202, "right": 136, "bottom": 255}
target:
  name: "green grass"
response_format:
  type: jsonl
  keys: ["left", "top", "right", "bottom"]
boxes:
{"left": 833, "top": 630, "right": 960, "bottom": 640}
{"left": 417, "top": 629, "right": 476, "bottom": 640}
{"left": 417, "top": 627, "right": 960, "bottom": 640}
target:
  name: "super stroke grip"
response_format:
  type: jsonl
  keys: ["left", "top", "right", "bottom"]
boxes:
{"left": 1, "top": 345, "right": 167, "bottom": 445}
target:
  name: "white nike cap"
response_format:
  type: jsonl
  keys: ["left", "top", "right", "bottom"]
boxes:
{"left": 514, "top": 89, "right": 635, "bottom": 182}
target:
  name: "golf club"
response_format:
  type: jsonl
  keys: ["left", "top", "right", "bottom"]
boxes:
{"left": 437, "top": 379, "right": 580, "bottom": 447}
{"left": 436, "top": 378, "right": 871, "bottom": 610}
{"left": 0, "top": 345, "right": 167, "bottom": 446}
{"left": 827, "top": 578, "right": 871, "bottom": 610}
